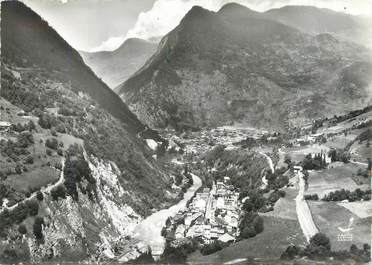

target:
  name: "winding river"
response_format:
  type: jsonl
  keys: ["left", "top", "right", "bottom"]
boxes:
{"left": 132, "top": 172, "right": 202, "bottom": 256}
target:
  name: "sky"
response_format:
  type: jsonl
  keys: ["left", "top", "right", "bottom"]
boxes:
{"left": 23, "top": 0, "right": 372, "bottom": 52}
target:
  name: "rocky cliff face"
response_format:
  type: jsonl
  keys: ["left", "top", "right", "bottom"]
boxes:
{"left": 2, "top": 156, "right": 143, "bottom": 263}
{"left": 80, "top": 38, "right": 157, "bottom": 89}
{"left": 117, "top": 4, "right": 372, "bottom": 131}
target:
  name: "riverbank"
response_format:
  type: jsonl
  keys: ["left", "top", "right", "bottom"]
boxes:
{"left": 131, "top": 172, "right": 202, "bottom": 258}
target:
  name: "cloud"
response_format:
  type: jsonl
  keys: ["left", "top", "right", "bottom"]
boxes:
{"left": 91, "top": 0, "right": 372, "bottom": 51}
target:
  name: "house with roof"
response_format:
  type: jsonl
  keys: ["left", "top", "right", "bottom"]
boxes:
{"left": 218, "top": 233, "right": 235, "bottom": 243}
{"left": 0, "top": 121, "right": 11, "bottom": 131}
{"left": 175, "top": 225, "right": 186, "bottom": 239}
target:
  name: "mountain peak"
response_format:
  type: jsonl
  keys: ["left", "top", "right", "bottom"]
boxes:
{"left": 219, "top": 2, "right": 250, "bottom": 13}
{"left": 218, "top": 2, "right": 260, "bottom": 19}
{"left": 182, "top": 5, "right": 214, "bottom": 21}
{"left": 116, "top": 37, "right": 152, "bottom": 51}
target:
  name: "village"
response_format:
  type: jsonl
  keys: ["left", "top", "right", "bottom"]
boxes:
{"left": 164, "top": 176, "right": 241, "bottom": 245}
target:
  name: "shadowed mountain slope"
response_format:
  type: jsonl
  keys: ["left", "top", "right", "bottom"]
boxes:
{"left": 117, "top": 4, "right": 372, "bottom": 131}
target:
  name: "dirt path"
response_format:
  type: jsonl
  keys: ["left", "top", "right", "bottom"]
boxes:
{"left": 276, "top": 148, "right": 286, "bottom": 169}
{"left": 295, "top": 170, "right": 319, "bottom": 242}
{"left": 350, "top": 160, "right": 368, "bottom": 167}
{"left": 0, "top": 159, "right": 65, "bottom": 213}
{"left": 258, "top": 151, "right": 274, "bottom": 189}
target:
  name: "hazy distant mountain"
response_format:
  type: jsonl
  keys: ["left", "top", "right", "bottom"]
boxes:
{"left": 1, "top": 1, "right": 175, "bottom": 262}
{"left": 80, "top": 38, "right": 157, "bottom": 88}
{"left": 116, "top": 4, "right": 372, "bottom": 131}
{"left": 263, "top": 5, "right": 372, "bottom": 48}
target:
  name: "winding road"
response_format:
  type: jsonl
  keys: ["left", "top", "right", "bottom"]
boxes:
{"left": 295, "top": 170, "right": 319, "bottom": 242}
{"left": 0, "top": 159, "right": 65, "bottom": 214}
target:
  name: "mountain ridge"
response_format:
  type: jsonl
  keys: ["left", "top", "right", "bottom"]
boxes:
{"left": 80, "top": 38, "right": 157, "bottom": 88}
{"left": 116, "top": 4, "right": 372, "bottom": 131}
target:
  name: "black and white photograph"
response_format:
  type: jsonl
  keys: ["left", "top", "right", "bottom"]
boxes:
{"left": 0, "top": 0, "right": 371, "bottom": 264}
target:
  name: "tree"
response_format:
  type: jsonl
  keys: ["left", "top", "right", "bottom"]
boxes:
{"left": 33, "top": 217, "right": 44, "bottom": 240}
{"left": 280, "top": 245, "right": 300, "bottom": 260}
{"left": 17, "top": 132, "right": 34, "bottom": 148}
{"left": 18, "top": 224, "right": 27, "bottom": 235}
{"left": 200, "top": 241, "right": 223, "bottom": 255}
{"left": 38, "top": 113, "right": 56, "bottom": 129}
{"left": 51, "top": 185, "right": 66, "bottom": 201}
{"left": 15, "top": 164, "right": 22, "bottom": 174}
{"left": 45, "top": 138, "right": 58, "bottom": 150}
{"left": 28, "top": 120, "right": 36, "bottom": 131}
{"left": 26, "top": 200, "right": 39, "bottom": 216}
{"left": 36, "top": 191, "right": 44, "bottom": 201}
{"left": 241, "top": 226, "right": 257, "bottom": 238}
{"left": 284, "top": 154, "right": 292, "bottom": 166}
{"left": 304, "top": 233, "right": 331, "bottom": 258}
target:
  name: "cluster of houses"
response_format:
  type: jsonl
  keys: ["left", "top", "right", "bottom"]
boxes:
{"left": 169, "top": 177, "right": 240, "bottom": 245}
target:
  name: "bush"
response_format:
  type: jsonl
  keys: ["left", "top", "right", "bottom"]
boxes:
{"left": 280, "top": 245, "right": 300, "bottom": 260}
{"left": 51, "top": 185, "right": 66, "bottom": 201}
{"left": 38, "top": 113, "right": 56, "bottom": 129}
{"left": 200, "top": 241, "right": 223, "bottom": 255}
{"left": 304, "top": 233, "right": 331, "bottom": 258}
{"left": 27, "top": 120, "right": 36, "bottom": 131}
{"left": 305, "top": 194, "right": 319, "bottom": 200}
{"left": 33, "top": 217, "right": 44, "bottom": 240}
{"left": 57, "top": 148, "right": 63, "bottom": 156}
{"left": 26, "top": 200, "right": 39, "bottom": 216}
{"left": 10, "top": 202, "right": 28, "bottom": 224}
{"left": 51, "top": 128, "right": 57, "bottom": 137}
{"left": 15, "top": 164, "right": 22, "bottom": 174}
{"left": 160, "top": 239, "right": 197, "bottom": 263}
{"left": 46, "top": 149, "right": 52, "bottom": 156}
{"left": 55, "top": 123, "right": 66, "bottom": 133}
{"left": 17, "top": 132, "right": 34, "bottom": 148}
{"left": 25, "top": 155, "right": 34, "bottom": 164}
{"left": 36, "top": 191, "right": 44, "bottom": 201}
{"left": 268, "top": 190, "right": 286, "bottom": 204}
{"left": 18, "top": 224, "right": 27, "bottom": 235}
{"left": 45, "top": 138, "right": 58, "bottom": 150}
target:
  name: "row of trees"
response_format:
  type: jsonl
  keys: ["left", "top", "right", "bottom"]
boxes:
{"left": 302, "top": 153, "right": 328, "bottom": 170}
{"left": 322, "top": 188, "right": 370, "bottom": 202}
{"left": 328, "top": 149, "right": 350, "bottom": 163}
{"left": 281, "top": 233, "right": 370, "bottom": 263}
